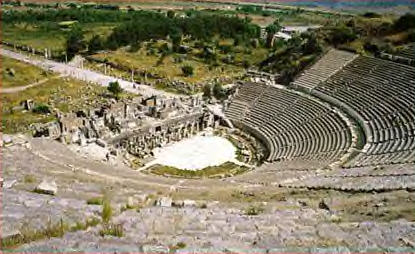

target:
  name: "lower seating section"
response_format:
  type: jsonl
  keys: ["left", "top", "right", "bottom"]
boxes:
{"left": 313, "top": 55, "right": 415, "bottom": 167}
{"left": 225, "top": 82, "right": 351, "bottom": 168}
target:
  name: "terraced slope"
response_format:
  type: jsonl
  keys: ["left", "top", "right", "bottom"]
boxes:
{"left": 292, "top": 49, "right": 357, "bottom": 91}
{"left": 311, "top": 55, "right": 415, "bottom": 167}
{"left": 225, "top": 82, "right": 352, "bottom": 169}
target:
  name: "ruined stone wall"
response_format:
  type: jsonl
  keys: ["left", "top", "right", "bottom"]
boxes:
{"left": 115, "top": 112, "right": 213, "bottom": 158}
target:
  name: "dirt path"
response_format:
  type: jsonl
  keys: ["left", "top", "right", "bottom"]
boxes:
{"left": 1, "top": 48, "right": 181, "bottom": 98}
{"left": 1, "top": 74, "right": 65, "bottom": 94}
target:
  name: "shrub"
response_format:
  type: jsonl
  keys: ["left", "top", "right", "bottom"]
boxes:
{"left": 218, "top": 44, "right": 232, "bottom": 54}
{"left": 244, "top": 205, "right": 264, "bottom": 216}
{"left": 32, "top": 104, "right": 50, "bottom": 114}
{"left": 99, "top": 223, "right": 123, "bottom": 237}
{"left": 107, "top": 81, "right": 123, "bottom": 99}
{"left": 176, "top": 242, "right": 186, "bottom": 248}
{"left": 167, "top": 10, "right": 175, "bottom": 18}
{"left": 328, "top": 25, "right": 357, "bottom": 46}
{"left": 213, "top": 83, "right": 226, "bottom": 100}
{"left": 101, "top": 199, "right": 113, "bottom": 224}
{"left": 362, "top": 12, "right": 381, "bottom": 18}
{"left": 128, "top": 41, "right": 141, "bottom": 52}
{"left": 181, "top": 65, "right": 194, "bottom": 77}
{"left": 242, "top": 59, "right": 251, "bottom": 69}
{"left": 70, "top": 217, "right": 100, "bottom": 231}
{"left": 88, "top": 35, "right": 104, "bottom": 53}
{"left": 203, "top": 84, "right": 212, "bottom": 98}
{"left": 2, "top": 218, "right": 67, "bottom": 249}
{"left": 87, "top": 197, "right": 103, "bottom": 205}
{"left": 393, "top": 13, "right": 415, "bottom": 32}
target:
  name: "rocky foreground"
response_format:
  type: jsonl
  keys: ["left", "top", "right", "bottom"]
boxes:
{"left": 2, "top": 134, "right": 415, "bottom": 252}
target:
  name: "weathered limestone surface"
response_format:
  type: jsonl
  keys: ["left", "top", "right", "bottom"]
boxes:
{"left": 2, "top": 135, "right": 415, "bottom": 252}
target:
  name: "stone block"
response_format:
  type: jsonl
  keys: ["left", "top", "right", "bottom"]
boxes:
{"left": 35, "top": 179, "right": 58, "bottom": 195}
{"left": 155, "top": 197, "right": 172, "bottom": 207}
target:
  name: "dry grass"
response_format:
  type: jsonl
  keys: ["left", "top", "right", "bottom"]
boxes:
{"left": 1, "top": 77, "right": 108, "bottom": 133}
{"left": 1, "top": 56, "right": 52, "bottom": 88}
{"left": 3, "top": 23, "right": 67, "bottom": 50}
{"left": 147, "top": 162, "right": 249, "bottom": 179}
{"left": 92, "top": 47, "right": 244, "bottom": 84}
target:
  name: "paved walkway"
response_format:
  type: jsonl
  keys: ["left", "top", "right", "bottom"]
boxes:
{"left": 1, "top": 49, "right": 180, "bottom": 98}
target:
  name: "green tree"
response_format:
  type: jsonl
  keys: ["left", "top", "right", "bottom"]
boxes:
{"left": 242, "top": 59, "right": 251, "bottom": 69}
{"left": 167, "top": 10, "right": 175, "bottom": 19}
{"left": 88, "top": 35, "right": 104, "bottom": 53}
{"left": 181, "top": 65, "right": 194, "bottom": 77}
{"left": 394, "top": 13, "right": 415, "bottom": 32}
{"left": 107, "top": 81, "right": 123, "bottom": 99}
{"left": 329, "top": 25, "right": 357, "bottom": 47}
{"left": 301, "top": 32, "right": 322, "bottom": 55}
{"left": 265, "top": 21, "right": 281, "bottom": 48}
{"left": 65, "top": 26, "right": 86, "bottom": 60}
{"left": 170, "top": 29, "right": 183, "bottom": 52}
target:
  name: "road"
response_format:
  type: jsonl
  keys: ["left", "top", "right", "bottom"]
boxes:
{"left": 1, "top": 48, "right": 179, "bottom": 98}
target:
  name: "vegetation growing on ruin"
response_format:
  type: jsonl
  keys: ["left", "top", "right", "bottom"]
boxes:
{"left": 70, "top": 217, "right": 101, "bottom": 232}
{"left": 147, "top": 162, "right": 249, "bottom": 179}
{"left": 23, "top": 174, "right": 37, "bottom": 184}
{"left": 99, "top": 223, "right": 124, "bottom": 237}
{"left": 1, "top": 216, "right": 100, "bottom": 249}
{"left": 87, "top": 197, "right": 104, "bottom": 205}
{"left": 98, "top": 199, "right": 124, "bottom": 237}
{"left": 101, "top": 199, "right": 113, "bottom": 224}
{"left": 244, "top": 205, "right": 265, "bottom": 215}
{"left": 169, "top": 241, "right": 187, "bottom": 251}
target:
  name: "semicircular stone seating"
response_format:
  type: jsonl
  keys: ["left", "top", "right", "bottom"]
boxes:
{"left": 225, "top": 82, "right": 352, "bottom": 169}
{"left": 311, "top": 55, "right": 415, "bottom": 167}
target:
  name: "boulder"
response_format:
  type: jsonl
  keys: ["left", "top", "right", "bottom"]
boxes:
{"left": 3, "top": 179, "right": 17, "bottom": 189}
{"left": 183, "top": 199, "right": 197, "bottom": 207}
{"left": 155, "top": 197, "right": 172, "bottom": 207}
{"left": 35, "top": 179, "right": 58, "bottom": 195}
{"left": 127, "top": 196, "right": 136, "bottom": 207}
{"left": 172, "top": 200, "right": 184, "bottom": 207}
{"left": 2, "top": 135, "right": 13, "bottom": 146}
{"left": 141, "top": 245, "right": 169, "bottom": 253}
{"left": 136, "top": 194, "right": 148, "bottom": 203}
{"left": 7, "top": 68, "right": 15, "bottom": 77}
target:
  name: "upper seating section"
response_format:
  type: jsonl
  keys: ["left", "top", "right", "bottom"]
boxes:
{"left": 292, "top": 49, "right": 357, "bottom": 90}
{"left": 312, "top": 55, "right": 415, "bottom": 167}
{"left": 225, "top": 82, "right": 351, "bottom": 169}
{"left": 380, "top": 44, "right": 415, "bottom": 66}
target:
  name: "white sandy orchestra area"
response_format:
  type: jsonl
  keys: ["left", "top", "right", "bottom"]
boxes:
{"left": 152, "top": 131, "right": 237, "bottom": 170}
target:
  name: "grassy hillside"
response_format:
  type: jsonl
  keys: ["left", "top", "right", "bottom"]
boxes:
{"left": 2, "top": 56, "right": 53, "bottom": 88}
